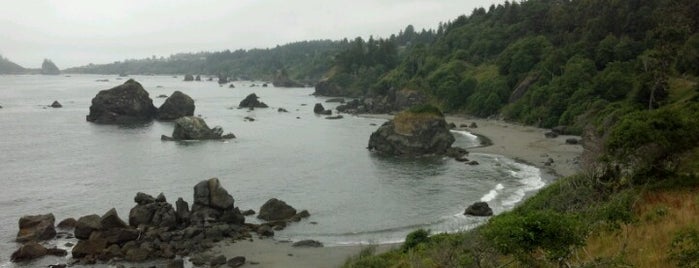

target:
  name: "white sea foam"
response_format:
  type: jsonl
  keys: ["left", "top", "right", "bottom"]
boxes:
{"left": 501, "top": 159, "right": 545, "bottom": 207}
{"left": 449, "top": 129, "right": 478, "bottom": 140}
{"left": 480, "top": 183, "right": 504, "bottom": 202}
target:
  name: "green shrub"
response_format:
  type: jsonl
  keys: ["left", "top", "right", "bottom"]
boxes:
{"left": 406, "top": 104, "right": 443, "bottom": 117}
{"left": 482, "top": 210, "right": 586, "bottom": 264}
{"left": 669, "top": 228, "right": 699, "bottom": 267}
{"left": 402, "top": 229, "right": 431, "bottom": 252}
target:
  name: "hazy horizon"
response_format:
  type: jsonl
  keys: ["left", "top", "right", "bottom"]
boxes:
{"left": 1, "top": 0, "right": 502, "bottom": 69}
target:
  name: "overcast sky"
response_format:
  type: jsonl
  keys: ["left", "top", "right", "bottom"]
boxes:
{"left": 0, "top": 0, "right": 503, "bottom": 68}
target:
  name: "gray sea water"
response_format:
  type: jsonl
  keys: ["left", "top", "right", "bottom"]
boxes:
{"left": 0, "top": 75, "right": 546, "bottom": 267}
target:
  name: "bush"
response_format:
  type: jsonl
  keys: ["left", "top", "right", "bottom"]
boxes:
{"left": 669, "top": 228, "right": 699, "bottom": 267}
{"left": 402, "top": 229, "right": 431, "bottom": 252}
{"left": 482, "top": 210, "right": 586, "bottom": 264}
{"left": 406, "top": 104, "right": 443, "bottom": 117}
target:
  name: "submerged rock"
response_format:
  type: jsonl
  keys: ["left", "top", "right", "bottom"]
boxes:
{"left": 238, "top": 93, "right": 268, "bottom": 109}
{"left": 367, "top": 108, "right": 455, "bottom": 156}
{"left": 292, "top": 240, "right": 324, "bottom": 248}
{"left": 157, "top": 91, "right": 195, "bottom": 120}
{"left": 161, "top": 116, "right": 235, "bottom": 141}
{"left": 86, "top": 79, "right": 158, "bottom": 124}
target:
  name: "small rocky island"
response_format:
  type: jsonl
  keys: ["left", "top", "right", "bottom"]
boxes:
{"left": 157, "top": 91, "right": 195, "bottom": 120}
{"left": 86, "top": 79, "right": 158, "bottom": 124}
{"left": 368, "top": 105, "right": 455, "bottom": 156}
{"left": 161, "top": 116, "right": 235, "bottom": 141}
{"left": 238, "top": 93, "right": 268, "bottom": 109}
{"left": 40, "top": 59, "right": 60, "bottom": 75}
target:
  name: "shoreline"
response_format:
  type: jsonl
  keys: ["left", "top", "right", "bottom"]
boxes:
{"left": 205, "top": 114, "right": 584, "bottom": 268}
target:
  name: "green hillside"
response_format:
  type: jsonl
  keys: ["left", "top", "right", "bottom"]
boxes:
{"left": 340, "top": 0, "right": 699, "bottom": 267}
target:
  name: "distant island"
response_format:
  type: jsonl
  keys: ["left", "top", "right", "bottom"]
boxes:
{"left": 0, "top": 56, "right": 61, "bottom": 75}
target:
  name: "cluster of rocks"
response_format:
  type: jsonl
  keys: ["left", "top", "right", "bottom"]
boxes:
{"left": 238, "top": 93, "right": 268, "bottom": 109}
{"left": 334, "top": 89, "right": 426, "bottom": 115}
{"left": 368, "top": 110, "right": 455, "bottom": 156}
{"left": 313, "top": 103, "right": 331, "bottom": 115}
{"left": 86, "top": 79, "right": 195, "bottom": 124}
{"left": 10, "top": 178, "right": 312, "bottom": 266}
{"left": 161, "top": 116, "right": 235, "bottom": 141}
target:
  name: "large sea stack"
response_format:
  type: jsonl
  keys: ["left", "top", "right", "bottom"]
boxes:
{"left": 368, "top": 105, "right": 455, "bottom": 156}
{"left": 86, "top": 79, "right": 158, "bottom": 124}
{"left": 157, "top": 91, "right": 195, "bottom": 120}
{"left": 40, "top": 59, "right": 60, "bottom": 75}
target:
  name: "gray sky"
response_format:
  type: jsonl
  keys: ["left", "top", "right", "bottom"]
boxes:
{"left": 0, "top": 0, "right": 503, "bottom": 68}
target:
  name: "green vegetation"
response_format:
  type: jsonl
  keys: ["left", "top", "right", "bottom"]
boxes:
{"left": 65, "top": 40, "right": 348, "bottom": 83}
{"left": 406, "top": 104, "right": 443, "bottom": 117}
{"left": 341, "top": 0, "right": 699, "bottom": 267}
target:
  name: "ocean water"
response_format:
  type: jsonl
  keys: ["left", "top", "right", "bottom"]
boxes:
{"left": 0, "top": 75, "right": 547, "bottom": 266}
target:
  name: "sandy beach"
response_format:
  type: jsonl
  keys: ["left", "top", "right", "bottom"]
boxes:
{"left": 205, "top": 114, "right": 584, "bottom": 268}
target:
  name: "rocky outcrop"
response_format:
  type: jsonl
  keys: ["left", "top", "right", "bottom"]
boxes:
{"left": 50, "top": 100, "right": 62, "bottom": 108}
{"left": 238, "top": 93, "right": 268, "bottom": 109}
{"left": 195, "top": 75, "right": 201, "bottom": 81}
{"left": 86, "top": 79, "right": 158, "bottom": 124}
{"left": 464, "top": 202, "right": 493, "bottom": 216}
{"left": 157, "top": 91, "right": 195, "bottom": 120}
{"left": 368, "top": 109, "right": 455, "bottom": 156}
{"left": 161, "top": 116, "right": 235, "bottom": 141}
{"left": 217, "top": 75, "right": 229, "bottom": 85}
{"left": 12, "top": 178, "right": 311, "bottom": 265}
{"left": 183, "top": 74, "right": 194, "bottom": 81}
{"left": 313, "top": 103, "right": 331, "bottom": 115}
{"left": 16, "top": 214, "right": 56, "bottom": 242}
{"left": 336, "top": 89, "right": 427, "bottom": 114}
{"left": 292, "top": 240, "right": 323, "bottom": 248}
{"left": 40, "top": 59, "right": 60, "bottom": 75}
{"left": 258, "top": 198, "right": 297, "bottom": 221}
{"left": 272, "top": 71, "right": 303, "bottom": 87}
{"left": 508, "top": 72, "right": 539, "bottom": 103}
{"left": 313, "top": 78, "right": 349, "bottom": 97}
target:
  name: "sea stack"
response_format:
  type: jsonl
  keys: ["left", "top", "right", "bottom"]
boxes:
{"left": 86, "top": 79, "right": 158, "bottom": 124}
{"left": 368, "top": 105, "right": 455, "bottom": 156}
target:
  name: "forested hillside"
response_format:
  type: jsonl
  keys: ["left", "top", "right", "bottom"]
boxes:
{"left": 342, "top": 0, "right": 699, "bottom": 267}
{"left": 0, "top": 55, "right": 25, "bottom": 74}
{"left": 65, "top": 40, "right": 348, "bottom": 84}
{"left": 324, "top": 0, "right": 699, "bottom": 132}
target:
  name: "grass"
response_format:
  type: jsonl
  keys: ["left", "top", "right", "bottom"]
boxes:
{"left": 573, "top": 187, "right": 699, "bottom": 268}
{"left": 393, "top": 109, "right": 443, "bottom": 135}
{"left": 464, "top": 64, "right": 499, "bottom": 83}
{"left": 667, "top": 76, "right": 697, "bottom": 104}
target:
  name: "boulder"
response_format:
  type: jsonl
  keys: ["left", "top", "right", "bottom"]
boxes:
{"left": 135, "top": 192, "right": 155, "bottom": 205}
{"left": 313, "top": 103, "right": 328, "bottom": 114}
{"left": 446, "top": 146, "right": 468, "bottom": 159}
{"left": 292, "top": 240, "right": 323, "bottom": 247}
{"left": 11, "top": 242, "right": 50, "bottom": 262}
{"left": 258, "top": 198, "right": 297, "bottom": 221}
{"left": 195, "top": 75, "right": 201, "bottom": 81}
{"left": 183, "top": 74, "right": 194, "bottom": 81}
{"left": 565, "top": 138, "right": 579, "bottom": 145}
{"left": 175, "top": 198, "right": 190, "bottom": 225}
{"left": 257, "top": 225, "right": 274, "bottom": 236}
{"left": 210, "top": 255, "right": 227, "bottom": 266}
{"left": 193, "top": 178, "right": 234, "bottom": 210}
{"left": 157, "top": 91, "right": 195, "bottom": 120}
{"left": 71, "top": 236, "right": 108, "bottom": 258}
{"left": 545, "top": 132, "right": 558, "bottom": 138}
{"left": 162, "top": 116, "right": 235, "bottom": 141}
{"left": 128, "top": 201, "right": 177, "bottom": 229}
{"left": 50, "top": 100, "right": 62, "bottom": 108}
{"left": 326, "top": 98, "right": 345, "bottom": 103}
{"left": 367, "top": 109, "right": 455, "bottom": 156}
{"left": 464, "top": 202, "right": 493, "bottom": 216}
{"left": 277, "top": 107, "right": 288, "bottom": 113}
{"left": 57, "top": 218, "right": 78, "bottom": 229}
{"left": 16, "top": 214, "right": 56, "bottom": 242}
{"left": 227, "top": 256, "right": 246, "bottom": 268}
{"left": 469, "top": 122, "right": 478, "bottom": 128}
{"left": 86, "top": 79, "right": 158, "bottom": 124}
{"left": 238, "top": 93, "right": 268, "bottom": 109}
{"left": 74, "top": 214, "right": 101, "bottom": 240}
{"left": 229, "top": 83, "right": 235, "bottom": 88}
{"left": 100, "top": 208, "right": 128, "bottom": 229}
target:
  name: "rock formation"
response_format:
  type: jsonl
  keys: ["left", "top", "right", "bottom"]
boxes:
{"left": 161, "top": 116, "right": 235, "bottom": 141}
{"left": 258, "top": 198, "right": 297, "bottom": 221}
{"left": 50, "top": 100, "right": 62, "bottom": 108}
{"left": 313, "top": 103, "right": 331, "bottom": 115}
{"left": 368, "top": 107, "right": 455, "bottom": 156}
{"left": 238, "top": 93, "right": 268, "bottom": 109}
{"left": 40, "top": 59, "right": 60, "bottom": 75}
{"left": 86, "top": 79, "right": 158, "bottom": 124}
{"left": 183, "top": 74, "right": 194, "bottom": 81}
{"left": 157, "top": 91, "right": 195, "bottom": 120}
{"left": 464, "top": 202, "right": 493, "bottom": 216}
{"left": 16, "top": 214, "right": 56, "bottom": 242}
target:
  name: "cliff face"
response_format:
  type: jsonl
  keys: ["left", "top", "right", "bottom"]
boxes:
{"left": 40, "top": 59, "right": 60, "bottom": 75}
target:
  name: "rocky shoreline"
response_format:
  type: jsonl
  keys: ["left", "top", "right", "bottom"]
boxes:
{"left": 10, "top": 178, "right": 312, "bottom": 267}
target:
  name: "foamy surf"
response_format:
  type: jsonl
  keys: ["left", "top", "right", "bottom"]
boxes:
{"left": 480, "top": 183, "right": 504, "bottom": 202}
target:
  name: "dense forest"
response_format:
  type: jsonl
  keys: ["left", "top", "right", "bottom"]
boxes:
{"left": 340, "top": 0, "right": 699, "bottom": 267}
{"left": 65, "top": 40, "right": 349, "bottom": 84}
